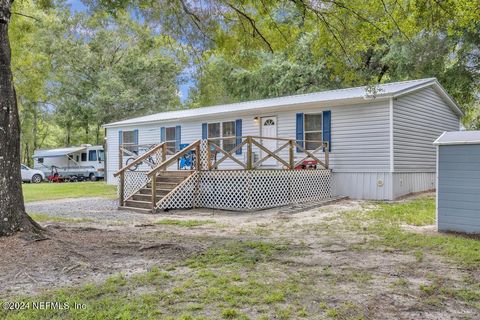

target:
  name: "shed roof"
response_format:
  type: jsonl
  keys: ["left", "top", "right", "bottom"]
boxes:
{"left": 434, "top": 131, "right": 480, "bottom": 145}
{"left": 32, "top": 147, "right": 86, "bottom": 158}
{"left": 104, "top": 78, "right": 462, "bottom": 128}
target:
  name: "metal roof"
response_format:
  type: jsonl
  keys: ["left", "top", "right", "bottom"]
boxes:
{"left": 104, "top": 78, "right": 462, "bottom": 128}
{"left": 32, "top": 147, "right": 86, "bottom": 158}
{"left": 434, "top": 131, "right": 480, "bottom": 145}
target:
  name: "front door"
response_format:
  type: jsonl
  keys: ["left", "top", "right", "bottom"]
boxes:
{"left": 260, "top": 116, "right": 277, "bottom": 166}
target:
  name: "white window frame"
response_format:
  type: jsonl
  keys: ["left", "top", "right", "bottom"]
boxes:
{"left": 121, "top": 130, "right": 138, "bottom": 155}
{"left": 122, "top": 130, "right": 135, "bottom": 146}
{"left": 165, "top": 126, "right": 177, "bottom": 153}
{"left": 304, "top": 113, "right": 323, "bottom": 151}
{"left": 207, "top": 121, "right": 237, "bottom": 152}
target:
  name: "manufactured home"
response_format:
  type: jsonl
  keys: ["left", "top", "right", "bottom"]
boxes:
{"left": 103, "top": 78, "right": 462, "bottom": 212}
{"left": 33, "top": 145, "right": 105, "bottom": 181}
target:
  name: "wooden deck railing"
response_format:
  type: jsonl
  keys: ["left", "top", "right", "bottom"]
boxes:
{"left": 205, "top": 136, "right": 329, "bottom": 170}
{"left": 116, "top": 136, "right": 329, "bottom": 208}
{"left": 114, "top": 142, "right": 167, "bottom": 206}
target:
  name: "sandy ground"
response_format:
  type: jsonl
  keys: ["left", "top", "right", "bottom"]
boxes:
{"left": 1, "top": 197, "right": 478, "bottom": 319}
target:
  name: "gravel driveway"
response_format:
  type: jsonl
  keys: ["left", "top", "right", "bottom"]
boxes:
{"left": 25, "top": 197, "right": 156, "bottom": 224}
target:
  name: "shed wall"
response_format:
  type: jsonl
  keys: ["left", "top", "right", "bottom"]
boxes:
{"left": 437, "top": 144, "right": 480, "bottom": 233}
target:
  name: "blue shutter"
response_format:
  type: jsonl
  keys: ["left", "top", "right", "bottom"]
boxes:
{"left": 296, "top": 113, "right": 304, "bottom": 152}
{"left": 202, "top": 123, "right": 208, "bottom": 139}
{"left": 160, "top": 127, "right": 165, "bottom": 142}
{"left": 322, "top": 110, "right": 331, "bottom": 152}
{"left": 118, "top": 130, "right": 123, "bottom": 146}
{"left": 235, "top": 119, "right": 242, "bottom": 155}
{"left": 175, "top": 125, "right": 181, "bottom": 152}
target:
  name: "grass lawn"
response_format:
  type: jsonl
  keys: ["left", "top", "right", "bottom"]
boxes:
{"left": 2, "top": 195, "right": 479, "bottom": 319}
{"left": 23, "top": 182, "right": 117, "bottom": 202}
{"left": 348, "top": 196, "right": 480, "bottom": 269}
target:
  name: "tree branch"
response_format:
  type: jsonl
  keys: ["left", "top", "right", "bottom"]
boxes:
{"left": 226, "top": 3, "right": 274, "bottom": 53}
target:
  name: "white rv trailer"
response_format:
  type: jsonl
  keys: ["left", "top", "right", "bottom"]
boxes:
{"left": 33, "top": 144, "right": 105, "bottom": 181}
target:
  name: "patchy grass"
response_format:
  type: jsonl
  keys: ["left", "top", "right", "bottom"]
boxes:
{"left": 155, "top": 219, "right": 216, "bottom": 228}
{"left": 23, "top": 182, "right": 116, "bottom": 202}
{"left": 0, "top": 241, "right": 314, "bottom": 320}
{"left": 370, "top": 196, "right": 436, "bottom": 226}
{"left": 345, "top": 196, "right": 480, "bottom": 269}
{"left": 28, "top": 213, "right": 93, "bottom": 223}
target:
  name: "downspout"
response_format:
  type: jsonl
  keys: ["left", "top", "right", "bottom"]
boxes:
{"left": 389, "top": 97, "right": 394, "bottom": 200}
{"left": 104, "top": 127, "right": 107, "bottom": 184}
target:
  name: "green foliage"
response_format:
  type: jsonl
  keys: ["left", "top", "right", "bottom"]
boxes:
{"left": 11, "top": 3, "right": 186, "bottom": 163}
{"left": 172, "top": 1, "right": 479, "bottom": 126}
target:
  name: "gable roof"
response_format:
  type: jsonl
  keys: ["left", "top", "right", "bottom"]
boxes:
{"left": 434, "top": 131, "right": 480, "bottom": 145}
{"left": 104, "top": 78, "right": 463, "bottom": 128}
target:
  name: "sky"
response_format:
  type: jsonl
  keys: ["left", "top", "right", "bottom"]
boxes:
{"left": 65, "top": 0, "right": 194, "bottom": 103}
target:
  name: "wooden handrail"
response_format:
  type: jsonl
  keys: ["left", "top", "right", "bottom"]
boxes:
{"left": 205, "top": 135, "right": 325, "bottom": 144}
{"left": 114, "top": 143, "right": 165, "bottom": 177}
{"left": 147, "top": 140, "right": 201, "bottom": 177}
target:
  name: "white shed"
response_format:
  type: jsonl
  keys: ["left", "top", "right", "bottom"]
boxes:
{"left": 434, "top": 131, "right": 480, "bottom": 234}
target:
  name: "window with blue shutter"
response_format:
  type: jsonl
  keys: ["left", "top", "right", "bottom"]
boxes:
{"left": 235, "top": 119, "right": 242, "bottom": 155}
{"left": 118, "top": 130, "right": 123, "bottom": 146}
{"left": 296, "top": 113, "right": 304, "bottom": 152}
{"left": 160, "top": 127, "right": 165, "bottom": 142}
{"left": 322, "top": 110, "right": 331, "bottom": 151}
{"left": 133, "top": 129, "right": 139, "bottom": 145}
{"left": 202, "top": 123, "right": 208, "bottom": 139}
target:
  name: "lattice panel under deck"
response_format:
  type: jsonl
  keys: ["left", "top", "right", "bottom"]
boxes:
{"left": 197, "top": 171, "right": 250, "bottom": 210}
{"left": 154, "top": 169, "right": 332, "bottom": 211}
{"left": 123, "top": 171, "right": 149, "bottom": 200}
{"left": 156, "top": 172, "right": 199, "bottom": 210}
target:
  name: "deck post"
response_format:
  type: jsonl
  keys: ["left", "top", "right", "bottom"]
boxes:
{"left": 206, "top": 140, "right": 211, "bottom": 170}
{"left": 289, "top": 140, "right": 294, "bottom": 169}
{"left": 246, "top": 136, "right": 253, "bottom": 170}
{"left": 151, "top": 174, "right": 157, "bottom": 213}
{"left": 119, "top": 145, "right": 124, "bottom": 206}
{"left": 195, "top": 143, "right": 201, "bottom": 171}
{"left": 161, "top": 143, "right": 167, "bottom": 164}
{"left": 119, "top": 171, "right": 125, "bottom": 206}
{"left": 325, "top": 142, "right": 329, "bottom": 169}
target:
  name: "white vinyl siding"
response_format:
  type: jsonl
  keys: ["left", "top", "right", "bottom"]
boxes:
{"left": 393, "top": 87, "right": 460, "bottom": 171}
{"left": 106, "top": 100, "right": 391, "bottom": 183}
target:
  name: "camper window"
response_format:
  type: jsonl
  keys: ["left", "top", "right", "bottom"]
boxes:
{"left": 88, "top": 150, "right": 97, "bottom": 161}
{"left": 98, "top": 150, "right": 105, "bottom": 161}
{"left": 304, "top": 114, "right": 322, "bottom": 150}
{"left": 38, "top": 158, "right": 44, "bottom": 164}
{"left": 76, "top": 155, "right": 80, "bottom": 162}
{"left": 81, "top": 153, "right": 87, "bottom": 162}
{"left": 165, "top": 127, "right": 177, "bottom": 154}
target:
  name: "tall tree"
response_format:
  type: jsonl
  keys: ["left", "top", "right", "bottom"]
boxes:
{"left": 0, "top": 0, "right": 41, "bottom": 236}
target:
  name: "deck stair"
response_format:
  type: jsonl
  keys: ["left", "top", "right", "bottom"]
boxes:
{"left": 120, "top": 171, "right": 193, "bottom": 213}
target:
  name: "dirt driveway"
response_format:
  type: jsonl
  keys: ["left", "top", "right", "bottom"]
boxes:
{"left": 1, "top": 197, "right": 479, "bottom": 319}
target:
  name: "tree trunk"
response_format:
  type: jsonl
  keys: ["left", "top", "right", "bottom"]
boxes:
{"left": 0, "top": 0, "right": 42, "bottom": 236}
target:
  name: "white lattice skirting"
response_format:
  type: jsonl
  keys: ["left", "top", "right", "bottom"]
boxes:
{"left": 156, "top": 169, "right": 332, "bottom": 212}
